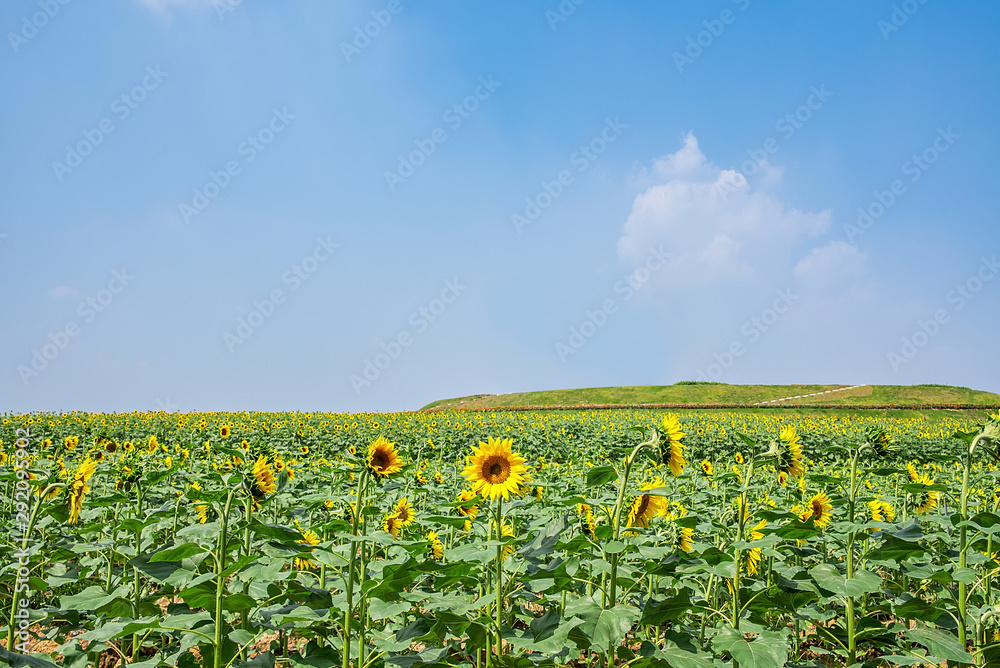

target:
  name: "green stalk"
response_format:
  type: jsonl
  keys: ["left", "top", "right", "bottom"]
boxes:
{"left": 495, "top": 496, "right": 504, "bottom": 658}
{"left": 958, "top": 447, "right": 973, "bottom": 652}
{"left": 845, "top": 449, "right": 861, "bottom": 666}
{"left": 132, "top": 488, "right": 144, "bottom": 662}
{"left": 213, "top": 489, "right": 236, "bottom": 668}
{"left": 343, "top": 470, "right": 368, "bottom": 668}
{"left": 5, "top": 485, "right": 54, "bottom": 653}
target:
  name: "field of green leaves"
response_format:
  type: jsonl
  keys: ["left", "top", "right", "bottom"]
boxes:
{"left": 1, "top": 408, "right": 999, "bottom": 668}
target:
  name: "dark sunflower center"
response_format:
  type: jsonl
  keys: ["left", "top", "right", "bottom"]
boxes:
{"left": 372, "top": 451, "right": 389, "bottom": 470}
{"left": 482, "top": 456, "right": 510, "bottom": 483}
{"left": 636, "top": 495, "right": 650, "bottom": 517}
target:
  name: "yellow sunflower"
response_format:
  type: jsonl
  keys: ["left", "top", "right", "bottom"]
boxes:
{"left": 427, "top": 530, "right": 445, "bottom": 560}
{"left": 800, "top": 492, "right": 833, "bottom": 528}
{"left": 777, "top": 425, "right": 804, "bottom": 478}
{"left": 659, "top": 414, "right": 686, "bottom": 476}
{"left": 367, "top": 436, "right": 403, "bottom": 479}
{"left": 461, "top": 436, "right": 528, "bottom": 502}
{"left": 500, "top": 520, "right": 516, "bottom": 558}
{"left": 295, "top": 529, "right": 321, "bottom": 570}
{"left": 220, "top": 425, "right": 231, "bottom": 439}
{"left": 67, "top": 457, "right": 98, "bottom": 524}
{"left": 393, "top": 497, "right": 415, "bottom": 526}
{"left": 746, "top": 519, "right": 767, "bottom": 576}
{"left": 627, "top": 478, "right": 669, "bottom": 529}
{"left": 249, "top": 455, "right": 277, "bottom": 504}
{"left": 455, "top": 490, "right": 479, "bottom": 518}
{"left": 700, "top": 460, "right": 713, "bottom": 476}
{"left": 734, "top": 452, "right": 744, "bottom": 465}
{"left": 869, "top": 497, "right": 895, "bottom": 522}
{"left": 384, "top": 513, "right": 402, "bottom": 539}
{"left": 914, "top": 475, "right": 940, "bottom": 514}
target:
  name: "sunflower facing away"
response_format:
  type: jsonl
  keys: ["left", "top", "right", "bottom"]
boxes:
{"left": 461, "top": 436, "right": 528, "bottom": 501}
{"left": 367, "top": 436, "right": 403, "bottom": 479}
{"left": 659, "top": 414, "right": 686, "bottom": 476}
{"left": 800, "top": 492, "right": 833, "bottom": 528}
{"left": 67, "top": 457, "right": 98, "bottom": 524}
{"left": 627, "top": 478, "right": 669, "bottom": 529}
{"left": 500, "top": 520, "right": 517, "bottom": 559}
{"left": 248, "top": 455, "right": 277, "bottom": 506}
{"left": 776, "top": 425, "right": 805, "bottom": 478}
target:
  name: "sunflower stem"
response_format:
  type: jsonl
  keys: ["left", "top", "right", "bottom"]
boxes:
{"left": 495, "top": 496, "right": 504, "bottom": 658}
{"left": 214, "top": 488, "right": 236, "bottom": 668}
{"left": 343, "top": 468, "right": 368, "bottom": 668}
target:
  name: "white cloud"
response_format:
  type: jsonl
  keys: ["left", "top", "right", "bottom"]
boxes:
{"left": 48, "top": 286, "right": 78, "bottom": 299}
{"left": 793, "top": 240, "right": 867, "bottom": 287}
{"left": 618, "top": 133, "right": 831, "bottom": 285}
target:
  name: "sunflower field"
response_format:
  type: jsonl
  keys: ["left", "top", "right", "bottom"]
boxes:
{"left": 1, "top": 408, "right": 1000, "bottom": 668}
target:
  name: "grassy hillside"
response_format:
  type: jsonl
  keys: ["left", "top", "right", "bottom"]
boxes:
{"left": 421, "top": 383, "right": 1000, "bottom": 411}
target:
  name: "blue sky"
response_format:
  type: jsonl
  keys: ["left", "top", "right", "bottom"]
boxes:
{"left": 2, "top": 0, "right": 999, "bottom": 413}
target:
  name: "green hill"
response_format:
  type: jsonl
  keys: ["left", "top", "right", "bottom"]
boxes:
{"left": 421, "top": 383, "right": 1000, "bottom": 411}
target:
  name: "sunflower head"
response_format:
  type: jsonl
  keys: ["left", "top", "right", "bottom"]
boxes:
{"left": 383, "top": 513, "right": 402, "bottom": 539}
{"left": 734, "top": 452, "right": 744, "bottom": 465}
{"left": 627, "top": 479, "right": 669, "bottom": 529}
{"left": 455, "top": 490, "right": 480, "bottom": 518}
{"left": 367, "top": 437, "right": 403, "bottom": 479}
{"left": 427, "top": 530, "right": 444, "bottom": 560}
{"left": 220, "top": 425, "right": 232, "bottom": 439}
{"left": 700, "top": 460, "right": 712, "bottom": 476}
{"left": 67, "top": 457, "right": 99, "bottom": 524}
{"left": 768, "top": 425, "right": 804, "bottom": 478}
{"left": 657, "top": 415, "right": 686, "bottom": 475}
{"left": 247, "top": 455, "right": 277, "bottom": 504}
{"left": 461, "top": 436, "right": 528, "bottom": 501}
{"left": 295, "top": 529, "right": 321, "bottom": 569}
{"left": 864, "top": 426, "right": 894, "bottom": 458}
{"left": 801, "top": 492, "right": 833, "bottom": 528}
{"left": 393, "top": 497, "right": 415, "bottom": 526}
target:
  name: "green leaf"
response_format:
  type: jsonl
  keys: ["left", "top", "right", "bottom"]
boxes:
{"left": 810, "top": 564, "right": 882, "bottom": 597}
{"left": 711, "top": 628, "right": 787, "bottom": 668}
{"left": 587, "top": 465, "right": 618, "bottom": 487}
{"left": 905, "top": 626, "right": 974, "bottom": 664}
{"left": 0, "top": 648, "right": 59, "bottom": 668}
{"left": 566, "top": 596, "right": 640, "bottom": 648}
{"left": 368, "top": 598, "right": 410, "bottom": 621}
{"left": 150, "top": 542, "right": 207, "bottom": 563}
{"left": 640, "top": 590, "right": 695, "bottom": 624}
